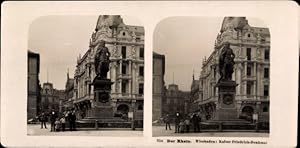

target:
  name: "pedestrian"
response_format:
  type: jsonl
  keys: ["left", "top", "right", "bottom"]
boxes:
{"left": 184, "top": 117, "right": 190, "bottom": 133}
{"left": 191, "top": 114, "right": 200, "bottom": 132}
{"left": 164, "top": 114, "right": 172, "bottom": 130}
{"left": 197, "top": 114, "right": 202, "bottom": 133}
{"left": 39, "top": 112, "right": 47, "bottom": 129}
{"left": 69, "top": 110, "right": 77, "bottom": 131}
{"left": 60, "top": 115, "right": 66, "bottom": 132}
{"left": 54, "top": 118, "right": 61, "bottom": 132}
{"left": 179, "top": 119, "right": 185, "bottom": 133}
{"left": 49, "top": 111, "right": 57, "bottom": 132}
{"left": 174, "top": 112, "right": 181, "bottom": 133}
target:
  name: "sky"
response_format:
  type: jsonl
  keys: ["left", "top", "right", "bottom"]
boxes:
{"left": 153, "top": 17, "right": 267, "bottom": 91}
{"left": 29, "top": 16, "right": 267, "bottom": 90}
{"left": 28, "top": 15, "right": 142, "bottom": 89}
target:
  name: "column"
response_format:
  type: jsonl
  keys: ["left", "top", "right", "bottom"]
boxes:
{"left": 236, "top": 63, "right": 241, "bottom": 96}
{"left": 111, "top": 62, "right": 116, "bottom": 94}
{"left": 253, "top": 81, "right": 257, "bottom": 100}
{"left": 132, "top": 63, "right": 136, "bottom": 97}
{"left": 119, "top": 61, "right": 122, "bottom": 97}
{"left": 131, "top": 100, "right": 136, "bottom": 130}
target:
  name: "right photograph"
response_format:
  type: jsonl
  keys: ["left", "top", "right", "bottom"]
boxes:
{"left": 152, "top": 17, "right": 270, "bottom": 137}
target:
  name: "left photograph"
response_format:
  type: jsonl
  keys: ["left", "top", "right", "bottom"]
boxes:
{"left": 27, "top": 15, "right": 145, "bottom": 136}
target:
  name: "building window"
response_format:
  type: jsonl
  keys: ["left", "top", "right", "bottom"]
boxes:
{"left": 246, "top": 82, "right": 251, "bottom": 95}
{"left": 247, "top": 48, "right": 251, "bottom": 60}
{"left": 264, "top": 85, "right": 269, "bottom": 97}
{"left": 123, "top": 32, "right": 126, "bottom": 36}
{"left": 263, "top": 107, "right": 268, "bottom": 112}
{"left": 122, "top": 82, "right": 126, "bottom": 93}
{"left": 139, "top": 83, "right": 144, "bottom": 95}
{"left": 138, "top": 104, "right": 143, "bottom": 110}
{"left": 122, "top": 65, "right": 127, "bottom": 74}
{"left": 139, "top": 66, "right": 144, "bottom": 76}
{"left": 265, "top": 49, "right": 270, "bottom": 60}
{"left": 213, "top": 67, "right": 216, "bottom": 79}
{"left": 248, "top": 34, "right": 251, "bottom": 38}
{"left": 264, "top": 68, "right": 269, "bottom": 78}
{"left": 122, "top": 46, "right": 126, "bottom": 59}
{"left": 140, "top": 48, "right": 144, "bottom": 58}
{"left": 247, "top": 65, "right": 251, "bottom": 76}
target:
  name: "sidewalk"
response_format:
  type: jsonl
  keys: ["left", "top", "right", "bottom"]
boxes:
{"left": 152, "top": 125, "right": 269, "bottom": 137}
{"left": 27, "top": 123, "right": 143, "bottom": 136}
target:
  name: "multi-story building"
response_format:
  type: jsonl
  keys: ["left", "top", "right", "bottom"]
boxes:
{"left": 193, "top": 17, "right": 270, "bottom": 121}
{"left": 163, "top": 84, "right": 190, "bottom": 116}
{"left": 40, "top": 82, "right": 65, "bottom": 113}
{"left": 73, "top": 15, "right": 144, "bottom": 122}
{"left": 27, "top": 50, "right": 41, "bottom": 119}
{"left": 152, "top": 52, "right": 165, "bottom": 121}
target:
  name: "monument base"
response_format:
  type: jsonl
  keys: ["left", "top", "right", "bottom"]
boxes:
{"left": 90, "top": 77, "right": 114, "bottom": 119}
{"left": 214, "top": 80, "right": 238, "bottom": 120}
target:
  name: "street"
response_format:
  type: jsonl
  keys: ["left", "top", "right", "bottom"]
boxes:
{"left": 27, "top": 123, "right": 143, "bottom": 136}
{"left": 152, "top": 125, "right": 269, "bottom": 137}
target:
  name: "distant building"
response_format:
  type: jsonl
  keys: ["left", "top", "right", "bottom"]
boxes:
{"left": 27, "top": 50, "right": 41, "bottom": 119}
{"left": 152, "top": 52, "right": 165, "bottom": 121}
{"left": 163, "top": 84, "right": 190, "bottom": 116}
{"left": 73, "top": 15, "right": 144, "bottom": 122}
{"left": 40, "top": 82, "right": 65, "bottom": 113}
{"left": 192, "top": 17, "right": 270, "bottom": 121}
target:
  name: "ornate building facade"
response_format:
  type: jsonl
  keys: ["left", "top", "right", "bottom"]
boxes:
{"left": 73, "top": 15, "right": 144, "bottom": 122}
{"left": 28, "top": 50, "right": 41, "bottom": 119}
{"left": 152, "top": 52, "right": 165, "bottom": 121}
{"left": 193, "top": 17, "right": 270, "bottom": 122}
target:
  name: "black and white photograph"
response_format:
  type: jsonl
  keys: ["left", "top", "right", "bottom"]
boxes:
{"left": 152, "top": 17, "right": 270, "bottom": 137}
{"left": 27, "top": 15, "right": 145, "bottom": 136}
{"left": 1, "top": 1, "right": 298, "bottom": 147}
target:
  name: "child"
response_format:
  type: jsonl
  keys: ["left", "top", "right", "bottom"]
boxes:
{"left": 60, "top": 116, "right": 66, "bottom": 132}
{"left": 54, "top": 118, "right": 61, "bottom": 132}
{"left": 179, "top": 119, "right": 185, "bottom": 133}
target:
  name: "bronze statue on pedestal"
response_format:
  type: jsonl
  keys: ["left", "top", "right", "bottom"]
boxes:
{"left": 94, "top": 40, "right": 111, "bottom": 79}
{"left": 218, "top": 42, "right": 235, "bottom": 81}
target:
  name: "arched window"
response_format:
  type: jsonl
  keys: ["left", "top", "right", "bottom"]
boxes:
{"left": 117, "top": 104, "right": 129, "bottom": 114}
{"left": 123, "top": 32, "right": 126, "bottom": 36}
{"left": 242, "top": 106, "right": 254, "bottom": 116}
{"left": 248, "top": 34, "right": 251, "bottom": 38}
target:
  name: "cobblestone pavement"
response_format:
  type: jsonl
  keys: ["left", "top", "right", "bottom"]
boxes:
{"left": 27, "top": 123, "right": 143, "bottom": 136}
{"left": 152, "top": 125, "right": 269, "bottom": 137}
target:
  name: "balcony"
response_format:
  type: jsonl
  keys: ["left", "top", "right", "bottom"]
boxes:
{"left": 117, "top": 74, "right": 131, "bottom": 80}
{"left": 242, "top": 75, "right": 256, "bottom": 81}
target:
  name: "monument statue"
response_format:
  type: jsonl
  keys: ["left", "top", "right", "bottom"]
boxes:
{"left": 219, "top": 42, "right": 235, "bottom": 81}
{"left": 94, "top": 40, "right": 111, "bottom": 79}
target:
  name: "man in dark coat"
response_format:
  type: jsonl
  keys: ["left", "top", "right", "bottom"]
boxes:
{"left": 164, "top": 114, "right": 172, "bottom": 130}
{"left": 191, "top": 114, "right": 201, "bottom": 132}
{"left": 174, "top": 112, "right": 181, "bottom": 133}
{"left": 39, "top": 112, "right": 47, "bottom": 129}
{"left": 49, "top": 111, "right": 57, "bottom": 132}
{"left": 69, "top": 110, "right": 77, "bottom": 131}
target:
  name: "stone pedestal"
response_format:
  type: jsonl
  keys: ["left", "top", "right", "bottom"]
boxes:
{"left": 214, "top": 80, "right": 238, "bottom": 120}
{"left": 89, "top": 78, "right": 114, "bottom": 119}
